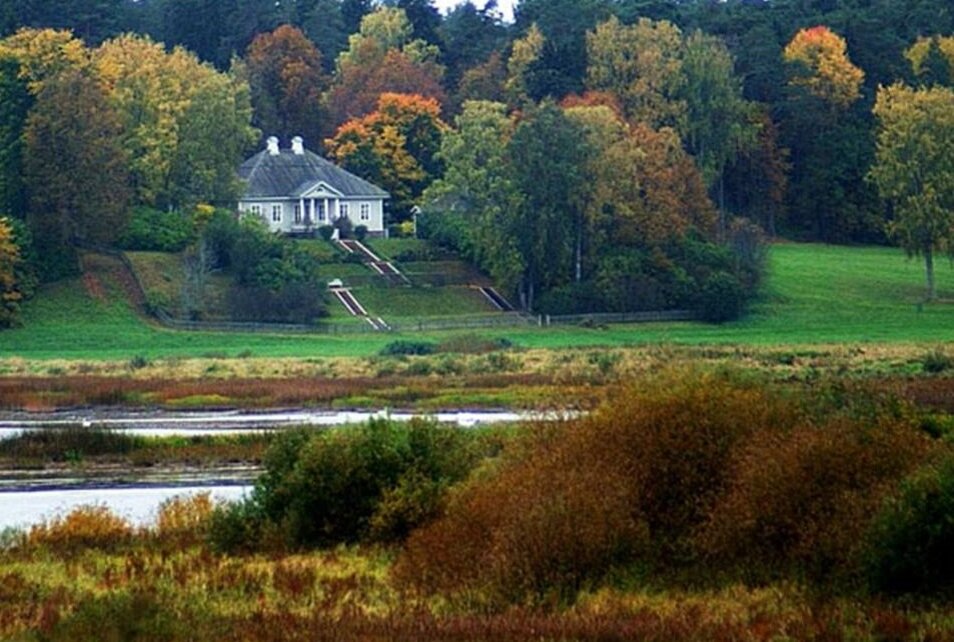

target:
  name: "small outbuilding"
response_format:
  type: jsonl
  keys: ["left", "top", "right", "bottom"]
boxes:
{"left": 237, "top": 136, "right": 389, "bottom": 236}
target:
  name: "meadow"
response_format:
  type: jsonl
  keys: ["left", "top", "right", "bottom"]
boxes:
{"left": 0, "top": 243, "right": 951, "bottom": 363}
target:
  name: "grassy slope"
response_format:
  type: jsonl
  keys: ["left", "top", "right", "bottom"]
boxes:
{"left": 1, "top": 243, "right": 952, "bottom": 360}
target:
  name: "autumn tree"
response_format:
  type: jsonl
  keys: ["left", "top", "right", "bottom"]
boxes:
{"left": 94, "top": 33, "right": 256, "bottom": 208}
{"left": 0, "top": 27, "right": 88, "bottom": 93}
{"left": 326, "top": 7, "right": 445, "bottom": 128}
{"left": 455, "top": 51, "right": 507, "bottom": 107}
{"left": 783, "top": 25, "right": 864, "bottom": 109}
{"left": 906, "top": 36, "right": 954, "bottom": 88}
{"left": 585, "top": 16, "right": 685, "bottom": 129}
{"left": 24, "top": 68, "right": 130, "bottom": 267}
{"left": 327, "top": 92, "right": 447, "bottom": 220}
{"left": 724, "top": 110, "right": 789, "bottom": 238}
{"left": 869, "top": 83, "right": 954, "bottom": 301}
{"left": 504, "top": 23, "right": 543, "bottom": 107}
{"left": 0, "top": 216, "right": 31, "bottom": 326}
{"left": 566, "top": 104, "right": 715, "bottom": 255}
{"left": 423, "top": 100, "right": 523, "bottom": 294}
{"left": 245, "top": 25, "right": 328, "bottom": 145}
{"left": 781, "top": 25, "right": 877, "bottom": 243}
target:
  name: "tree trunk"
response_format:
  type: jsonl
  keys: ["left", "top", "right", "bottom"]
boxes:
{"left": 575, "top": 223, "right": 582, "bottom": 283}
{"left": 924, "top": 245, "right": 936, "bottom": 301}
{"left": 718, "top": 172, "right": 726, "bottom": 241}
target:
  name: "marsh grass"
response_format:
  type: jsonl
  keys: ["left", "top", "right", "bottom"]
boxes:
{"left": 0, "top": 426, "right": 272, "bottom": 468}
{"left": 2, "top": 375, "right": 953, "bottom": 641}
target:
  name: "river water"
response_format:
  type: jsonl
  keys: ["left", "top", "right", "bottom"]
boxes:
{"left": 0, "top": 484, "right": 251, "bottom": 531}
{"left": 0, "top": 408, "right": 534, "bottom": 440}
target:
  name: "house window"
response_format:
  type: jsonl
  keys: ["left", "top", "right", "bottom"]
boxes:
{"left": 317, "top": 201, "right": 326, "bottom": 221}
{"left": 339, "top": 202, "right": 349, "bottom": 219}
{"left": 250, "top": 204, "right": 262, "bottom": 218}
{"left": 272, "top": 205, "right": 282, "bottom": 222}
{"left": 294, "top": 204, "right": 302, "bottom": 224}
{"left": 360, "top": 203, "right": 370, "bottom": 221}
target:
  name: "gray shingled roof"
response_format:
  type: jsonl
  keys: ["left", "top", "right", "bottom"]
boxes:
{"left": 238, "top": 147, "right": 389, "bottom": 199}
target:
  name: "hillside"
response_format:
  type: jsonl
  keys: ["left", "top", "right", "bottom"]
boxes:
{"left": 0, "top": 243, "right": 951, "bottom": 362}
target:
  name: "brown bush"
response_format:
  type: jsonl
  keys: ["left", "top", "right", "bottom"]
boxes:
{"left": 696, "top": 415, "right": 935, "bottom": 583}
{"left": 153, "top": 492, "right": 216, "bottom": 549}
{"left": 27, "top": 505, "right": 135, "bottom": 555}
{"left": 395, "top": 369, "right": 798, "bottom": 605}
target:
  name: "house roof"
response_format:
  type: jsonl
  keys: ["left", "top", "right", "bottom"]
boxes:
{"left": 238, "top": 147, "right": 389, "bottom": 200}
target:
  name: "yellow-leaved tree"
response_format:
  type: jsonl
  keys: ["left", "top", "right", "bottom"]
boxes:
{"left": 94, "top": 34, "right": 256, "bottom": 208}
{"left": 783, "top": 26, "right": 864, "bottom": 108}
{"left": 869, "top": 83, "right": 954, "bottom": 301}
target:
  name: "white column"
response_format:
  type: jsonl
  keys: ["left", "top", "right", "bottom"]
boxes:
{"left": 299, "top": 197, "right": 305, "bottom": 226}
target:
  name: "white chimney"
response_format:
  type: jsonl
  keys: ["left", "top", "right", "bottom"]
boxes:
{"left": 291, "top": 136, "right": 305, "bottom": 155}
{"left": 266, "top": 136, "right": 280, "bottom": 155}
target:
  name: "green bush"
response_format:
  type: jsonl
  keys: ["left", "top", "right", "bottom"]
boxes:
{"left": 379, "top": 340, "right": 437, "bottom": 356}
{"left": 696, "top": 271, "right": 746, "bottom": 323}
{"left": 231, "top": 420, "right": 485, "bottom": 549}
{"left": 354, "top": 224, "right": 368, "bottom": 241}
{"left": 317, "top": 225, "right": 334, "bottom": 241}
{"left": 921, "top": 347, "right": 953, "bottom": 374}
{"left": 865, "top": 455, "right": 954, "bottom": 595}
{"left": 118, "top": 206, "right": 195, "bottom": 252}
{"left": 202, "top": 210, "right": 240, "bottom": 269}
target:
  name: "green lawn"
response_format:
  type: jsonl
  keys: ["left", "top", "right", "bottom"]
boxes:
{"left": 364, "top": 238, "right": 429, "bottom": 261}
{"left": 1, "top": 244, "right": 952, "bottom": 360}
{"left": 354, "top": 285, "right": 497, "bottom": 319}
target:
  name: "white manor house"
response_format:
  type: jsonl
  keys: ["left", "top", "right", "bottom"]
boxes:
{"left": 237, "top": 136, "right": 389, "bottom": 236}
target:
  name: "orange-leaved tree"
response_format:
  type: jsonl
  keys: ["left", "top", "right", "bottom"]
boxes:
{"left": 326, "top": 93, "right": 447, "bottom": 220}
{"left": 783, "top": 26, "right": 864, "bottom": 108}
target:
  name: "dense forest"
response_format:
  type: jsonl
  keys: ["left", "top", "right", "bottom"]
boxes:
{"left": 1, "top": 0, "right": 952, "bottom": 322}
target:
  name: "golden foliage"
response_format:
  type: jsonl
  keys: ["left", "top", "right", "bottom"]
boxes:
{"left": 0, "top": 28, "right": 88, "bottom": 93}
{"left": 783, "top": 26, "right": 864, "bottom": 108}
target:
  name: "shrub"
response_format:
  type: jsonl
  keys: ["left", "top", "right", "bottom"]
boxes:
{"left": 38, "top": 590, "right": 193, "bottom": 641}
{"left": 227, "top": 283, "right": 328, "bottom": 324}
{"left": 202, "top": 209, "right": 240, "bottom": 269}
{"left": 921, "top": 347, "right": 953, "bottom": 374}
{"left": 395, "top": 370, "right": 789, "bottom": 605}
{"left": 865, "top": 454, "right": 954, "bottom": 595}
{"left": 696, "top": 271, "right": 746, "bottom": 323}
{"left": 117, "top": 206, "right": 194, "bottom": 252}
{"left": 154, "top": 492, "right": 216, "bottom": 549}
{"left": 207, "top": 499, "right": 265, "bottom": 555}
{"left": 27, "top": 505, "right": 134, "bottom": 555}
{"left": 379, "top": 340, "right": 437, "bottom": 356}
{"left": 317, "top": 225, "right": 334, "bottom": 241}
{"left": 354, "top": 224, "right": 368, "bottom": 241}
{"left": 437, "top": 334, "right": 512, "bottom": 354}
{"left": 128, "top": 354, "right": 150, "bottom": 369}
{"left": 334, "top": 216, "right": 353, "bottom": 239}
{"left": 235, "top": 419, "right": 483, "bottom": 549}
{"left": 698, "top": 416, "right": 933, "bottom": 583}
